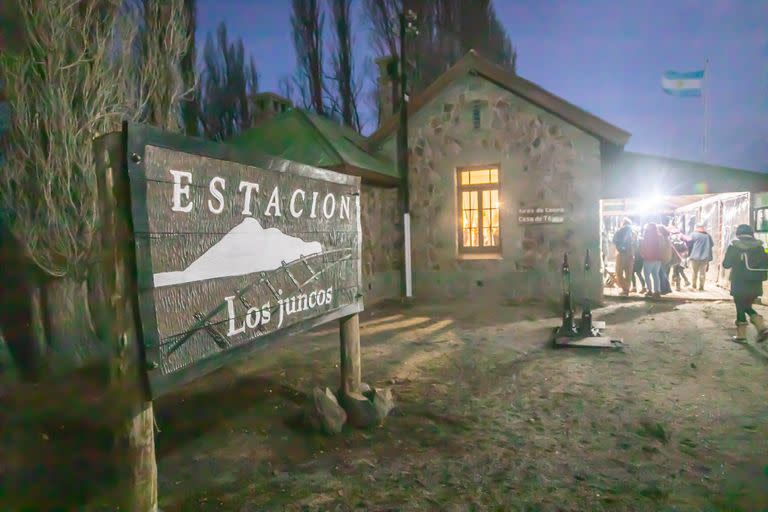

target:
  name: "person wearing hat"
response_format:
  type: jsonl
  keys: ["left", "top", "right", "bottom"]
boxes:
{"left": 612, "top": 217, "right": 636, "bottom": 296}
{"left": 722, "top": 224, "right": 768, "bottom": 342}
{"left": 688, "top": 223, "right": 714, "bottom": 291}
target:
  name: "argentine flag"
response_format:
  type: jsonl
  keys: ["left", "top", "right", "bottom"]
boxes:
{"left": 662, "top": 70, "right": 704, "bottom": 97}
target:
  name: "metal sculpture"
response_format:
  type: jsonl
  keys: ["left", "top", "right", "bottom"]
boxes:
{"left": 552, "top": 250, "right": 624, "bottom": 349}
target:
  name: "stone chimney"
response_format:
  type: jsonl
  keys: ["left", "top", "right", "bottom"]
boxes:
{"left": 375, "top": 55, "right": 400, "bottom": 126}
{"left": 250, "top": 92, "right": 293, "bottom": 127}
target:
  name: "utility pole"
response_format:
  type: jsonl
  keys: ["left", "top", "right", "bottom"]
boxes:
{"left": 398, "top": 9, "right": 417, "bottom": 301}
{"left": 703, "top": 58, "right": 709, "bottom": 159}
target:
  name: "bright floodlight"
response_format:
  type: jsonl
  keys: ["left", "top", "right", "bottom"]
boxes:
{"left": 635, "top": 193, "right": 663, "bottom": 213}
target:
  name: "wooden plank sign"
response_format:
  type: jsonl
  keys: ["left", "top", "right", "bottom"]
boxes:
{"left": 122, "top": 124, "right": 363, "bottom": 397}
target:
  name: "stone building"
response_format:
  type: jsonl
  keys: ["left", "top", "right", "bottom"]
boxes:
{"left": 369, "top": 50, "right": 630, "bottom": 304}
{"left": 250, "top": 92, "right": 293, "bottom": 126}
{"left": 231, "top": 50, "right": 768, "bottom": 306}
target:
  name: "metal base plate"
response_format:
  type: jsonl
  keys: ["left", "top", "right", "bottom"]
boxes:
{"left": 551, "top": 327, "right": 624, "bottom": 349}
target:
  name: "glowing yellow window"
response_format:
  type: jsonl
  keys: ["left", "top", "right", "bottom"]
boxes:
{"left": 457, "top": 167, "right": 501, "bottom": 253}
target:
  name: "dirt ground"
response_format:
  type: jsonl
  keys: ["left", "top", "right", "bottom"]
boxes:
{"left": 144, "top": 295, "right": 768, "bottom": 512}
{"left": 1, "top": 295, "right": 767, "bottom": 511}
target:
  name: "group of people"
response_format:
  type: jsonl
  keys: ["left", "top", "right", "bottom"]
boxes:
{"left": 612, "top": 218, "right": 768, "bottom": 343}
{"left": 612, "top": 217, "right": 714, "bottom": 298}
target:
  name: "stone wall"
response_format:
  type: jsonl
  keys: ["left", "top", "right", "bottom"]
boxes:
{"left": 378, "top": 75, "right": 603, "bottom": 303}
{"left": 359, "top": 184, "right": 401, "bottom": 304}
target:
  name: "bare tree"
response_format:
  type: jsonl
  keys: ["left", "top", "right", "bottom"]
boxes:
{"left": 0, "top": 1, "right": 26, "bottom": 54}
{"left": 278, "top": 74, "right": 296, "bottom": 104}
{"left": 198, "top": 22, "right": 259, "bottom": 141}
{"left": 180, "top": 0, "right": 199, "bottom": 135}
{"left": 365, "top": 0, "right": 517, "bottom": 100}
{"left": 366, "top": 0, "right": 399, "bottom": 59}
{"left": 291, "top": 0, "right": 326, "bottom": 115}
{"left": 328, "top": 0, "right": 360, "bottom": 130}
{"left": 137, "top": 0, "right": 191, "bottom": 130}
{"left": 0, "top": 0, "right": 192, "bottom": 508}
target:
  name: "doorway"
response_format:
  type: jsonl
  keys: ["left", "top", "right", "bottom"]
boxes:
{"left": 600, "top": 192, "right": 750, "bottom": 300}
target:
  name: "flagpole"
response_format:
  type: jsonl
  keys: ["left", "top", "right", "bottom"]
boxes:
{"left": 703, "top": 58, "right": 709, "bottom": 158}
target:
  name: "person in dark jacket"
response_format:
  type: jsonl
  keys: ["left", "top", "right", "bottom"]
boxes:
{"left": 689, "top": 223, "right": 714, "bottom": 291}
{"left": 612, "top": 218, "right": 635, "bottom": 296}
{"left": 657, "top": 222, "right": 674, "bottom": 295}
{"left": 722, "top": 224, "right": 768, "bottom": 342}
{"left": 630, "top": 226, "right": 646, "bottom": 294}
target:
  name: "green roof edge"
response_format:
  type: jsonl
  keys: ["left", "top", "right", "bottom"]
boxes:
{"left": 294, "top": 110, "right": 347, "bottom": 167}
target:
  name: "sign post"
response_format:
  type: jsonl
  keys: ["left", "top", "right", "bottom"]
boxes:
{"left": 87, "top": 123, "right": 365, "bottom": 506}
{"left": 339, "top": 314, "right": 361, "bottom": 395}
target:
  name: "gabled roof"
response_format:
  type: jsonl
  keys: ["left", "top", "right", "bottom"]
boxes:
{"left": 228, "top": 110, "right": 398, "bottom": 186}
{"left": 368, "top": 50, "right": 631, "bottom": 147}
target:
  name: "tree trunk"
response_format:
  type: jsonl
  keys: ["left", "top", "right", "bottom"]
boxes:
{"left": 88, "top": 130, "right": 158, "bottom": 511}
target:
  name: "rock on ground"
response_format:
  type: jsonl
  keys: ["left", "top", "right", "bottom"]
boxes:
{"left": 372, "top": 387, "right": 395, "bottom": 422}
{"left": 306, "top": 387, "right": 347, "bottom": 435}
{"left": 339, "top": 391, "right": 379, "bottom": 428}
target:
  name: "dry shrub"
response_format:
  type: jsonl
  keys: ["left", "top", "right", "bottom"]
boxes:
{"left": 0, "top": 0, "right": 190, "bottom": 278}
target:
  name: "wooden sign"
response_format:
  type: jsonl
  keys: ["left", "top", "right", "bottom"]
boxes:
{"left": 518, "top": 206, "right": 565, "bottom": 225}
{"left": 122, "top": 124, "right": 363, "bottom": 397}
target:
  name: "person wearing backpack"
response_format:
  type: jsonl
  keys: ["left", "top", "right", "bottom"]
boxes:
{"left": 722, "top": 224, "right": 768, "bottom": 342}
{"left": 612, "top": 218, "right": 635, "bottom": 296}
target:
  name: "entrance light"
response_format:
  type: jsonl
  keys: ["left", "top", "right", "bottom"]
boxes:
{"left": 635, "top": 193, "right": 664, "bottom": 213}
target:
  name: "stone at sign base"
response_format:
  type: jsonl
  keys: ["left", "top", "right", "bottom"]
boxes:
{"left": 372, "top": 387, "right": 395, "bottom": 421}
{"left": 340, "top": 391, "right": 379, "bottom": 428}
{"left": 308, "top": 387, "right": 347, "bottom": 435}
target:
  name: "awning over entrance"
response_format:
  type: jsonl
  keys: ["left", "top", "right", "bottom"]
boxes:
{"left": 603, "top": 152, "right": 768, "bottom": 199}
{"left": 602, "top": 194, "right": 716, "bottom": 216}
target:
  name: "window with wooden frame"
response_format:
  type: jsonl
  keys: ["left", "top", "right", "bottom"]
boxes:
{"left": 457, "top": 166, "right": 501, "bottom": 253}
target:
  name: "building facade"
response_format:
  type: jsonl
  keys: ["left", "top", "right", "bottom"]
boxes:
{"left": 369, "top": 51, "right": 629, "bottom": 304}
{"left": 231, "top": 50, "right": 768, "bottom": 306}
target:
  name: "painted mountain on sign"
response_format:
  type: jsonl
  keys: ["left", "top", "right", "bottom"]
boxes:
{"left": 153, "top": 217, "right": 322, "bottom": 287}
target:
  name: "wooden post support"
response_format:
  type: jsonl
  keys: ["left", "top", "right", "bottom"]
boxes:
{"left": 92, "top": 131, "right": 158, "bottom": 511}
{"left": 339, "top": 313, "right": 361, "bottom": 395}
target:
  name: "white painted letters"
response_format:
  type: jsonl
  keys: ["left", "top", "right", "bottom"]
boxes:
{"left": 245, "top": 306, "right": 261, "bottom": 328}
{"left": 208, "top": 177, "right": 226, "bottom": 214}
{"left": 310, "top": 191, "right": 319, "bottom": 218}
{"left": 260, "top": 302, "right": 271, "bottom": 324}
{"left": 339, "top": 195, "right": 351, "bottom": 220}
{"left": 238, "top": 181, "right": 260, "bottom": 215}
{"left": 170, "top": 170, "right": 193, "bottom": 212}
{"left": 225, "top": 295, "right": 246, "bottom": 336}
{"left": 265, "top": 187, "right": 282, "bottom": 217}
{"left": 290, "top": 189, "right": 305, "bottom": 218}
{"left": 323, "top": 193, "right": 336, "bottom": 219}
{"left": 167, "top": 168, "right": 354, "bottom": 222}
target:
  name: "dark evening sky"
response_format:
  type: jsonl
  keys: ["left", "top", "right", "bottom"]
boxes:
{"left": 197, "top": 0, "right": 768, "bottom": 172}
